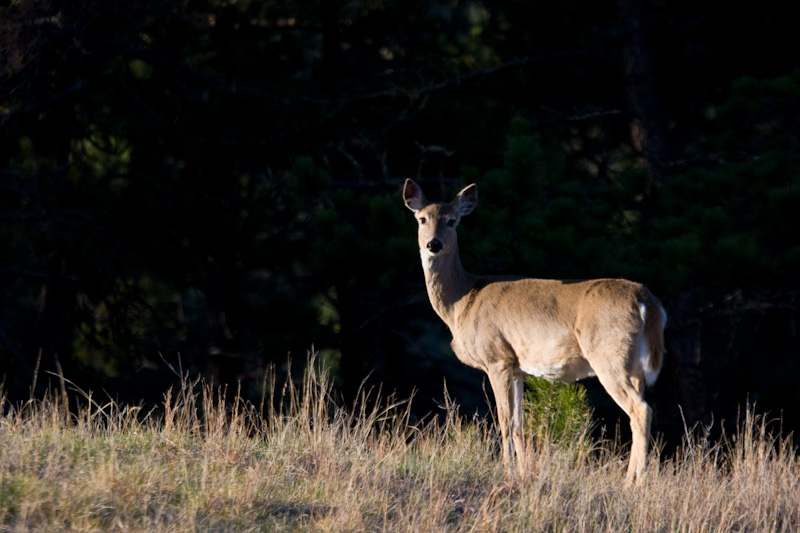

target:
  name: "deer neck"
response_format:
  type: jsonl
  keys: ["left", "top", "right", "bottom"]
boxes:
{"left": 421, "top": 245, "right": 475, "bottom": 329}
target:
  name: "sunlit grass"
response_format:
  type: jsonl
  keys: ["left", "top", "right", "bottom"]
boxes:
{"left": 1, "top": 353, "right": 798, "bottom": 531}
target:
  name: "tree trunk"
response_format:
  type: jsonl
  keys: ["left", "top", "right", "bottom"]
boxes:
{"left": 619, "top": 0, "right": 673, "bottom": 186}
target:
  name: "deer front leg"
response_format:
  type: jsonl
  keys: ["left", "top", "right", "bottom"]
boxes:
{"left": 487, "top": 364, "right": 522, "bottom": 476}
{"left": 510, "top": 371, "right": 526, "bottom": 475}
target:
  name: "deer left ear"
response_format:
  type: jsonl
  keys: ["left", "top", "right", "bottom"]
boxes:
{"left": 454, "top": 183, "right": 478, "bottom": 216}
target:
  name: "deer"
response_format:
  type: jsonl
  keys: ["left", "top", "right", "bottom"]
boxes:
{"left": 402, "top": 178, "right": 666, "bottom": 484}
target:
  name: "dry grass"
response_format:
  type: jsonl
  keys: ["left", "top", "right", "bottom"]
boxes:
{"left": 1, "top": 357, "right": 798, "bottom": 532}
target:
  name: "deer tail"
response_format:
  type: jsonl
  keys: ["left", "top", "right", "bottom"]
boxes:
{"left": 638, "top": 292, "right": 667, "bottom": 387}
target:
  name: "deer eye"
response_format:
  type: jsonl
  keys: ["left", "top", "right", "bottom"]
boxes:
{"left": 418, "top": 217, "right": 427, "bottom": 225}
{"left": 447, "top": 218, "right": 456, "bottom": 227}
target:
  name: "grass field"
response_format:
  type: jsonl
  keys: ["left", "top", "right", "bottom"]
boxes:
{"left": 1, "top": 358, "right": 798, "bottom": 532}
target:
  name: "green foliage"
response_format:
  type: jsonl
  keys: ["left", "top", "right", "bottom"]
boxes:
{"left": 524, "top": 376, "right": 593, "bottom": 446}
{"left": 466, "top": 118, "right": 645, "bottom": 283}
{"left": 644, "top": 71, "right": 800, "bottom": 296}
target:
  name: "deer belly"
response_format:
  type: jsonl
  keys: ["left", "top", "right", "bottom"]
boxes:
{"left": 518, "top": 360, "right": 595, "bottom": 383}
{"left": 515, "top": 336, "right": 595, "bottom": 382}
{"left": 511, "top": 330, "right": 595, "bottom": 382}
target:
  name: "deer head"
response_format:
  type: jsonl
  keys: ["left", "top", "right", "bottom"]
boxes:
{"left": 402, "top": 179, "right": 478, "bottom": 258}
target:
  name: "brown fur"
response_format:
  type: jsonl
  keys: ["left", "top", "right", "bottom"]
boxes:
{"left": 403, "top": 179, "right": 666, "bottom": 483}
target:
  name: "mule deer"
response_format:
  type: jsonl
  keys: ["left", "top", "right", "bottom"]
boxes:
{"left": 402, "top": 179, "right": 666, "bottom": 483}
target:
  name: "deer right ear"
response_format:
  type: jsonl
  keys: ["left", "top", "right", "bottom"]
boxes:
{"left": 454, "top": 183, "right": 478, "bottom": 216}
{"left": 403, "top": 179, "right": 428, "bottom": 211}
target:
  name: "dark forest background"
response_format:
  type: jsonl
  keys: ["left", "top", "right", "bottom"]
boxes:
{"left": 2, "top": 0, "right": 799, "bottom": 448}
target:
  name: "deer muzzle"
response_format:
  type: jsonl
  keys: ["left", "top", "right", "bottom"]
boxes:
{"left": 427, "top": 238, "right": 443, "bottom": 254}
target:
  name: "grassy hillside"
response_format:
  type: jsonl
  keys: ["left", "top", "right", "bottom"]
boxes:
{"left": 1, "top": 359, "right": 798, "bottom": 532}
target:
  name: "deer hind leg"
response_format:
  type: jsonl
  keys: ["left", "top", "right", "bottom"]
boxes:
{"left": 592, "top": 364, "right": 653, "bottom": 485}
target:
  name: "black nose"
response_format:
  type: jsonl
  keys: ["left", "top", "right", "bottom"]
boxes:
{"left": 427, "top": 239, "right": 443, "bottom": 253}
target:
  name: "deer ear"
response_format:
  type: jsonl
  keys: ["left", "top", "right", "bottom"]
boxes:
{"left": 454, "top": 183, "right": 478, "bottom": 216}
{"left": 403, "top": 179, "right": 428, "bottom": 211}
